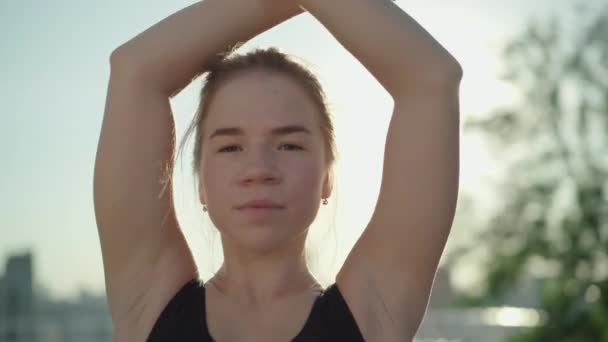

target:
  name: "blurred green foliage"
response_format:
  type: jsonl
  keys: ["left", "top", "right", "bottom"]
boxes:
{"left": 456, "top": 5, "right": 608, "bottom": 341}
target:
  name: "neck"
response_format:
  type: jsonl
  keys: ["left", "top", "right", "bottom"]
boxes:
{"left": 207, "top": 233, "right": 322, "bottom": 308}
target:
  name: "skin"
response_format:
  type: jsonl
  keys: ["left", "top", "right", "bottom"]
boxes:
{"left": 197, "top": 70, "right": 333, "bottom": 308}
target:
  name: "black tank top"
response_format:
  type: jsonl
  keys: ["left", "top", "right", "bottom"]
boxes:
{"left": 147, "top": 278, "right": 365, "bottom": 341}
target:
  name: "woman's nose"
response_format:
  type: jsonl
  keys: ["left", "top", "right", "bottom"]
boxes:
{"left": 239, "top": 147, "right": 281, "bottom": 185}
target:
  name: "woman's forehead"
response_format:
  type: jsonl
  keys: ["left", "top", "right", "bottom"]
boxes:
{"left": 205, "top": 73, "right": 320, "bottom": 134}
{"left": 215, "top": 71, "right": 314, "bottom": 106}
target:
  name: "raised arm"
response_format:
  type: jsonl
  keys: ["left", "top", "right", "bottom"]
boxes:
{"left": 297, "top": 0, "right": 462, "bottom": 340}
{"left": 94, "top": 1, "right": 301, "bottom": 340}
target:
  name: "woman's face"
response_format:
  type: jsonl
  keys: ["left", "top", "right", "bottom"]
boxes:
{"left": 198, "top": 70, "right": 332, "bottom": 252}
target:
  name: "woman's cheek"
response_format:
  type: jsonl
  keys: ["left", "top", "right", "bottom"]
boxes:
{"left": 201, "top": 160, "right": 229, "bottom": 196}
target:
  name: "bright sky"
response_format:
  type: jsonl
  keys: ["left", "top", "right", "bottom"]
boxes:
{"left": 1, "top": 0, "right": 603, "bottom": 300}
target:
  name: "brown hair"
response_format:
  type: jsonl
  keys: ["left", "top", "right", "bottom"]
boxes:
{"left": 176, "top": 47, "right": 337, "bottom": 181}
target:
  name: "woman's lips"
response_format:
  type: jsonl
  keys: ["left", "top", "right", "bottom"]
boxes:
{"left": 239, "top": 207, "right": 282, "bottom": 211}
{"left": 236, "top": 199, "right": 284, "bottom": 210}
{"left": 237, "top": 206, "right": 284, "bottom": 220}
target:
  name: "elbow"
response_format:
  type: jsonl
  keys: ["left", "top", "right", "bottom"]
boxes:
{"left": 445, "top": 57, "right": 463, "bottom": 83}
{"left": 109, "top": 46, "right": 133, "bottom": 70}
{"left": 110, "top": 40, "right": 146, "bottom": 67}
{"left": 108, "top": 47, "right": 152, "bottom": 85}
{"left": 110, "top": 47, "right": 140, "bottom": 72}
{"left": 421, "top": 57, "right": 463, "bottom": 89}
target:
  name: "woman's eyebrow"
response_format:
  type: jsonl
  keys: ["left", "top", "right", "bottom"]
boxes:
{"left": 209, "top": 125, "right": 312, "bottom": 139}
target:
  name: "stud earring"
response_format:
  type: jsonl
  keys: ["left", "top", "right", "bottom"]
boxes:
{"left": 322, "top": 198, "right": 328, "bottom": 205}
{"left": 203, "top": 204, "right": 208, "bottom": 212}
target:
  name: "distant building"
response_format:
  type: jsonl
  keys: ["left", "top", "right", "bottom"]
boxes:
{"left": 36, "top": 290, "right": 112, "bottom": 342}
{"left": 0, "top": 251, "right": 112, "bottom": 342}
{"left": 0, "top": 252, "right": 35, "bottom": 342}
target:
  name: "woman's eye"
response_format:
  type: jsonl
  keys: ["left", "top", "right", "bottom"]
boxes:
{"left": 217, "top": 144, "right": 303, "bottom": 153}
{"left": 279, "top": 144, "right": 304, "bottom": 151}
{"left": 218, "top": 145, "right": 241, "bottom": 153}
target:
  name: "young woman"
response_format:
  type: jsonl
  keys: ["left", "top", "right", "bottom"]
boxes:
{"left": 94, "top": 0, "right": 462, "bottom": 341}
